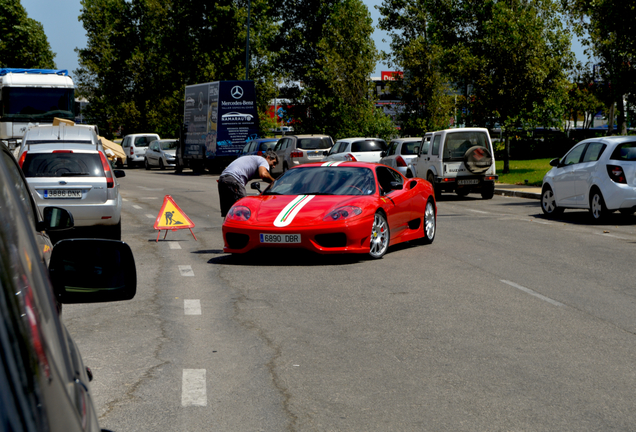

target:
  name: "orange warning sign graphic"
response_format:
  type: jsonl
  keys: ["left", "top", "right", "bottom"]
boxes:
{"left": 154, "top": 195, "right": 197, "bottom": 241}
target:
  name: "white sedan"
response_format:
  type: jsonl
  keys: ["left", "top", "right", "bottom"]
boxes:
{"left": 145, "top": 139, "right": 178, "bottom": 169}
{"left": 322, "top": 137, "right": 387, "bottom": 163}
{"left": 541, "top": 136, "right": 636, "bottom": 221}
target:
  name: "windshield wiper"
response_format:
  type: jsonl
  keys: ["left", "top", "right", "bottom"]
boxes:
{"left": 60, "top": 172, "right": 90, "bottom": 176}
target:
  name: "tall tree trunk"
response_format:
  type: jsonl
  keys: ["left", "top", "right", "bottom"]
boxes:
{"left": 503, "top": 135, "right": 510, "bottom": 174}
{"left": 606, "top": 101, "right": 615, "bottom": 136}
{"left": 617, "top": 96, "right": 627, "bottom": 135}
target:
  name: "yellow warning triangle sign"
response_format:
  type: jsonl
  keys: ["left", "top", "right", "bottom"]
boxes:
{"left": 154, "top": 196, "right": 197, "bottom": 241}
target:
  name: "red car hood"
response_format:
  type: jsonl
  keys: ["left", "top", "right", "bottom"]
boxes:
{"left": 236, "top": 195, "right": 370, "bottom": 226}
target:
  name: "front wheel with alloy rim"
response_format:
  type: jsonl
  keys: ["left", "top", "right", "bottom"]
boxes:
{"left": 422, "top": 198, "right": 436, "bottom": 244}
{"left": 589, "top": 189, "right": 609, "bottom": 222}
{"left": 144, "top": 158, "right": 150, "bottom": 170}
{"left": 541, "top": 185, "right": 563, "bottom": 217}
{"left": 369, "top": 212, "right": 390, "bottom": 259}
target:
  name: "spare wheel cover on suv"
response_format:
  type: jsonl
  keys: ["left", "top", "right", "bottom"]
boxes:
{"left": 463, "top": 146, "right": 493, "bottom": 174}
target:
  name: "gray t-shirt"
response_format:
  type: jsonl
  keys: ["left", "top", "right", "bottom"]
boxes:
{"left": 221, "top": 155, "right": 269, "bottom": 186}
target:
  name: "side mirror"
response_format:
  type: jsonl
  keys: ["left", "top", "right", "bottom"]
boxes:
{"left": 389, "top": 181, "right": 404, "bottom": 190}
{"left": 38, "top": 206, "right": 74, "bottom": 231}
{"left": 413, "top": 146, "right": 420, "bottom": 154}
{"left": 323, "top": 151, "right": 329, "bottom": 156}
{"left": 49, "top": 239, "right": 137, "bottom": 304}
{"left": 380, "top": 151, "right": 387, "bottom": 158}
{"left": 114, "top": 169, "right": 126, "bottom": 178}
{"left": 251, "top": 182, "right": 262, "bottom": 193}
{"left": 549, "top": 158, "right": 560, "bottom": 167}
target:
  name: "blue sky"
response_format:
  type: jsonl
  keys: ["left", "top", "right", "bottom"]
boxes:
{"left": 22, "top": 0, "right": 585, "bottom": 78}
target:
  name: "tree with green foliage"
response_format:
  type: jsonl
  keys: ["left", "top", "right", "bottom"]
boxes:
{"left": 562, "top": 0, "right": 636, "bottom": 135}
{"left": 379, "top": 0, "right": 574, "bottom": 172}
{"left": 76, "top": 0, "right": 279, "bottom": 139}
{"left": 276, "top": 0, "right": 395, "bottom": 141}
{"left": 0, "top": 0, "right": 56, "bottom": 68}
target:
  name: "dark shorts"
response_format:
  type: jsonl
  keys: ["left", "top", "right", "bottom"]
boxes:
{"left": 218, "top": 175, "right": 246, "bottom": 217}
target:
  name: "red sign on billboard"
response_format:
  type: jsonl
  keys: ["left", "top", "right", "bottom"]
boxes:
{"left": 381, "top": 71, "right": 403, "bottom": 81}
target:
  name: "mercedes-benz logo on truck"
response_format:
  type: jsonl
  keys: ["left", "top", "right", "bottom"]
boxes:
{"left": 231, "top": 86, "right": 244, "bottom": 99}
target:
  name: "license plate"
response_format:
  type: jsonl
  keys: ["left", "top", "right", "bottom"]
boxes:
{"left": 458, "top": 179, "right": 479, "bottom": 185}
{"left": 260, "top": 233, "right": 301, "bottom": 243}
{"left": 44, "top": 189, "right": 82, "bottom": 199}
{"left": 307, "top": 151, "right": 322, "bottom": 157}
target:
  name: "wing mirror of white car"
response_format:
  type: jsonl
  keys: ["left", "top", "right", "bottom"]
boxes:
{"left": 49, "top": 239, "right": 137, "bottom": 304}
{"left": 323, "top": 150, "right": 329, "bottom": 156}
{"left": 251, "top": 182, "right": 262, "bottom": 193}
{"left": 38, "top": 206, "right": 74, "bottom": 232}
{"left": 114, "top": 169, "right": 126, "bottom": 178}
{"left": 380, "top": 151, "right": 387, "bottom": 157}
{"left": 549, "top": 158, "right": 560, "bottom": 167}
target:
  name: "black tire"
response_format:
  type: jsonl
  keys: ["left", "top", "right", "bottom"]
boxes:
{"left": 589, "top": 188, "right": 608, "bottom": 222}
{"left": 406, "top": 169, "right": 413, "bottom": 178}
{"left": 422, "top": 198, "right": 436, "bottom": 245}
{"left": 456, "top": 188, "right": 470, "bottom": 197}
{"left": 481, "top": 182, "right": 495, "bottom": 200}
{"left": 427, "top": 172, "right": 440, "bottom": 200}
{"left": 369, "top": 212, "right": 390, "bottom": 259}
{"left": 105, "top": 220, "right": 122, "bottom": 240}
{"left": 541, "top": 185, "right": 563, "bottom": 217}
{"left": 159, "top": 159, "right": 165, "bottom": 170}
{"left": 464, "top": 146, "right": 494, "bottom": 174}
{"left": 144, "top": 158, "right": 151, "bottom": 170}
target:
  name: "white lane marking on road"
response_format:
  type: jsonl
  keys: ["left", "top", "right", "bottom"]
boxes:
{"left": 184, "top": 299, "right": 201, "bottom": 315}
{"left": 137, "top": 186, "right": 164, "bottom": 191}
{"left": 179, "top": 265, "right": 194, "bottom": 277}
{"left": 595, "top": 232, "right": 630, "bottom": 240}
{"left": 146, "top": 214, "right": 155, "bottom": 219}
{"left": 132, "top": 205, "right": 142, "bottom": 209}
{"left": 141, "top": 197, "right": 158, "bottom": 199}
{"left": 182, "top": 369, "right": 207, "bottom": 406}
{"left": 122, "top": 198, "right": 128, "bottom": 202}
{"left": 169, "top": 242, "right": 182, "bottom": 250}
{"left": 468, "top": 209, "right": 490, "bottom": 214}
{"left": 501, "top": 280, "right": 564, "bottom": 307}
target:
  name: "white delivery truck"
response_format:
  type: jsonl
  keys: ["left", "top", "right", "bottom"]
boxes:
{"left": 0, "top": 68, "right": 75, "bottom": 150}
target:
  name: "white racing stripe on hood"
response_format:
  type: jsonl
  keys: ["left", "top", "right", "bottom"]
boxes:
{"left": 274, "top": 195, "right": 316, "bottom": 227}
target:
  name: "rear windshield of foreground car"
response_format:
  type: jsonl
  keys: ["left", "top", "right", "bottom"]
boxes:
{"left": 610, "top": 142, "right": 636, "bottom": 161}
{"left": 351, "top": 140, "right": 387, "bottom": 152}
{"left": 265, "top": 167, "right": 376, "bottom": 196}
{"left": 443, "top": 132, "right": 489, "bottom": 161}
{"left": 297, "top": 138, "right": 332, "bottom": 150}
{"left": 21, "top": 153, "right": 105, "bottom": 178}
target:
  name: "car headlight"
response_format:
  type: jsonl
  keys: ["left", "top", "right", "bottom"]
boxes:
{"left": 226, "top": 205, "right": 251, "bottom": 221}
{"left": 323, "top": 206, "right": 362, "bottom": 221}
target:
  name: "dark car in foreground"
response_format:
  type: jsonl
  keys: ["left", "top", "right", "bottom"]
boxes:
{"left": 0, "top": 143, "right": 137, "bottom": 431}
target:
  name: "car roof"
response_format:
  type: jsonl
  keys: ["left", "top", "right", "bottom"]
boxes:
{"left": 294, "top": 161, "right": 389, "bottom": 170}
{"left": 392, "top": 137, "right": 422, "bottom": 142}
{"left": 290, "top": 134, "right": 331, "bottom": 138}
{"left": 24, "top": 125, "right": 97, "bottom": 143}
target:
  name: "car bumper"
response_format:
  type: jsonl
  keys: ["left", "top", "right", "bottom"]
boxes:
{"left": 36, "top": 199, "right": 121, "bottom": 227}
{"left": 222, "top": 215, "right": 375, "bottom": 254}
{"left": 603, "top": 183, "right": 636, "bottom": 210}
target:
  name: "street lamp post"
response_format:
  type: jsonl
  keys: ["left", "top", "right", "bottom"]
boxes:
{"left": 245, "top": 0, "right": 251, "bottom": 80}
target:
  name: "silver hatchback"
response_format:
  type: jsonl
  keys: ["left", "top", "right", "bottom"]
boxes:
{"left": 18, "top": 125, "right": 125, "bottom": 239}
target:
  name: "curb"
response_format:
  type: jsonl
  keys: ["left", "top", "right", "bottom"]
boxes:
{"left": 494, "top": 189, "right": 541, "bottom": 200}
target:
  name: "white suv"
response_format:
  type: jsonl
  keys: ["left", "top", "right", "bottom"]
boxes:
{"left": 18, "top": 124, "right": 125, "bottom": 239}
{"left": 413, "top": 128, "right": 498, "bottom": 199}
{"left": 322, "top": 137, "right": 387, "bottom": 163}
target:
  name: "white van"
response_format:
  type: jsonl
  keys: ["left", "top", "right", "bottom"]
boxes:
{"left": 413, "top": 128, "right": 498, "bottom": 199}
{"left": 121, "top": 133, "right": 160, "bottom": 167}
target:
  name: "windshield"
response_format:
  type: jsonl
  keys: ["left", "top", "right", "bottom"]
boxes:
{"left": 21, "top": 153, "right": 104, "bottom": 177}
{"left": 160, "top": 140, "right": 178, "bottom": 150}
{"left": 443, "top": 132, "right": 489, "bottom": 161}
{"left": 1, "top": 87, "right": 74, "bottom": 122}
{"left": 265, "top": 167, "right": 376, "bottom": 196}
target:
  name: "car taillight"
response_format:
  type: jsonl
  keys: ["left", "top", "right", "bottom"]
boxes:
{"left": 607, "top": 164, "right": 627, "bottom": 184}
{"left": 257, "top": 150, "right": 263, "bottom": 156}
{"left": 18, "top": 151, "right": 27, "bottom": 168}
{"left": 344, "top": 153, "right": 357, "bottom": 162}
{"left": 396, "top": 156, "right": 407, "bottom": 167}
{"left": 290, "top": 150, "right": 303, "bottom": 158}
{"left": 99, "top": 151, "right": 114, "bottom": 188}
{"left": 130, "top": 147, "right": 134, "bottom": 156}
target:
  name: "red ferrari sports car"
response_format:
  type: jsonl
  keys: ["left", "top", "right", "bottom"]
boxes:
{"left": 222, "top": 161, "right": 436, "bottom": 258}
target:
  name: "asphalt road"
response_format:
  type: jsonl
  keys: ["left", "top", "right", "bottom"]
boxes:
{"left": 62, "top": 167, "right": 636, "bottom": 432}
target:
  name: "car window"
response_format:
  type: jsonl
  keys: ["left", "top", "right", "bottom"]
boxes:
{"left": 420, "top": 138, "right": 430, "bottom": 155}
{"left": 562, "top": 143, "right": 586, "bottom": 166}
{"left": 443, "top": 131, "right": 488, "bottom": 160}
{"left": 22, "top": 153, "right": 105, "bottom": 178}
{"left": 331, "top": 141, "right": 346, "bottom": 154}
{"left": 274, "top": 140, "right": 283, "bottom": 151}
{"left": 351, "top": 140, "right": 386, "bottom": 152}
{"left": 387, "top": 142, "right": 399, "bottom": 156}
{"left": 134, "top": 136, "right": 151, "bottom": 147}
{"left": 297, "top": 138, "right": 331, "bottom": 150}
{"left": 610, "top": 142, "right": 636, "bottom": 161}
{"left": 1, "top": 149, "right": 38, "bottom": 228}
{"left": 160, "top": 140, "right": 177, "bottom": 151}
{"left": 266, "top": 167, "right": 376, "bottom": 195}
{"left": 122, "top": 137, "right": 129, "bottom": 147}
{"left": 376, "top": 166, "right": 402, "bottom": 193}
{"left": 431, "top": 135, "right": 441, "bottom": 156}
{"left": 401, "top": 141, "right": 419, "bottom": 155}
{"left": 581, "top": 142, "right": 605, "bottom": 163}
